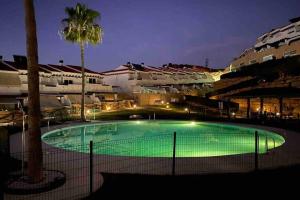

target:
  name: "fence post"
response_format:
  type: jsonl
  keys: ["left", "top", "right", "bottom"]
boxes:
{"left": 255, "top": 131, "right": 259, "bottom": 171}
{"left": 265, "top": 136, "right": 268, "bottom": 153}
{"left": 172, "top": 132, "right": 176, "bottom": 176}
{"left": 89, "top": 140, "right": 93, "bottom": 195}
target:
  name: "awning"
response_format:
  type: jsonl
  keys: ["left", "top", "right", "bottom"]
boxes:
{"left": 0, "top": 98, "right": 19, "bottom": 105}
{"left": 228, "top": 87, "right": 300, "bottom": 98}
{"left": 40, "top": 95, "right": 63, "bottom": 110}
{"left": 67, "top": 95, "right": 94, "bottom": 104}
{"left": 0, "top": 73, "right": 21, "bottom": 86}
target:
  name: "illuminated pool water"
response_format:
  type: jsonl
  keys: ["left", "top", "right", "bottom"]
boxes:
{"left": 42, "top": 121, "right": 285, "bottom": 157}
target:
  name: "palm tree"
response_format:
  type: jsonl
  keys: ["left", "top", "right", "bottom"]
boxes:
{"left": 61, "top": 3, "right": 103, "bottom": 121}
{"left": 23, "top": 0, "right": 42, "bottom": 182}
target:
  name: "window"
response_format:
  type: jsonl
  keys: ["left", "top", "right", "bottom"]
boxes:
{"left": 262, "top": 55, "right": 275, "bottom": 62}
{"left": 89, "top": 78, "right": 96, "bottom": 84}
{"left": 284, "top": 50, "right": 297, "bottom": 57}
{"left": 288, "top": 28, "right": 295, "bottom": 34}
{"left": 249, "top": 59, "right": 257, "bottom": 65}
{"left": 63, "top": 80, "right": 73, "bottom": 85}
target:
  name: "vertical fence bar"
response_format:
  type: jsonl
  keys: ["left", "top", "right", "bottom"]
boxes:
{"left": 172, "top": 132, "right": 176, "bottom": 176}
{"left": 265, "top": 136, "right": 268, "bottom": 153}
{"left": 89, "top": 140, "right": 93, "bottom": 195}
{"left": 255, "top": 131, "right": 259, "bottom": 171}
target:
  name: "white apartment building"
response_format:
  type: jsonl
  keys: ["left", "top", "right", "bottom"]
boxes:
{"left": 229, "top": 17, "right": 300, "bottom": 71}
{"left": 103, "top": 62, "right": 222, "bottom": 95}
{"left": 0, "top": 56, "right": 113, "bottom": 110}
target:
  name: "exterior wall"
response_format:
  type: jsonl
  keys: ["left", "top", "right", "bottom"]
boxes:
{"left": 134, "top": 93, "right": 167, "bottom": 106}
{"left": 0, "top": 70, "right": 112, "bottom": 95}
{"left": 103, "top": 73, "right": 135, "bottom": 93}
{"left": 231, "top": 39, "right": 300, "bottom": 70}
{"left": 134, "top": 93, "right": 182, "bottom": 106}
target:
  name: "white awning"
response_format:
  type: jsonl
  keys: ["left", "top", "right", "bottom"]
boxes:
{"left": 66, "top": 95, "right": 94, "bottom": 104}
{"left": 40, "top": 95, "right": 63, "bottom": 110}
{"left": 0, "top": 73, "right": 21, "bottom": 86}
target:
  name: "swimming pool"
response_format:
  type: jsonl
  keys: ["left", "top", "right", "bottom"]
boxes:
{"left": 42, "top": 121, "right": 285, "bottom": 157}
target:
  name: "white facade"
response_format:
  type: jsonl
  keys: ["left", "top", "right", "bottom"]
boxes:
{"left": 103, "top": 63, "right": 222, "bottom": 94}
{"left": 254, "top": 17, "right": 300, "bottom": 50}
{"left": 0, "top": 59, "right": 113, "bottom": 109}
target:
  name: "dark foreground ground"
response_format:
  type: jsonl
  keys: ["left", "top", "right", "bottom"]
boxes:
{"left": 87, "top": 165, "right": 300, "bottom": 199}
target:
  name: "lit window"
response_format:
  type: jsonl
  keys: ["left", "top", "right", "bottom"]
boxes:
{"left": 284, "top": 50, "right": 297, "bottom": 58}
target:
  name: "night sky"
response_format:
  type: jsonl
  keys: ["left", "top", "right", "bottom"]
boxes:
{"left": 1, "top": 0, "right": 300, "bottom": 71}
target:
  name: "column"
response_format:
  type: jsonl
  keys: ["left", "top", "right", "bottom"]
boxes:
{"left": 279, "top": 97, "right": 283, "bottom": 119}
{"left": 260, "top": 97, "right": 264, "bottom": 116}
{"left": 246, "top": 98, "right": 251, "bottom": 119}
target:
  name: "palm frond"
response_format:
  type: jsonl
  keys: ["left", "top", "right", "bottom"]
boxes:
{"left": 60, "top": 3, "right": 103, "bottom": 45}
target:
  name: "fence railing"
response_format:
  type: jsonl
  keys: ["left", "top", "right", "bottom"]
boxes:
{"left": 3, "top": 130, "right": 298, "bottom": 200}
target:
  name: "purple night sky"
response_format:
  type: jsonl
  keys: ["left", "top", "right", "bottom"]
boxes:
{"left": 1, "top": 0, "right": 300, "bottom": 71}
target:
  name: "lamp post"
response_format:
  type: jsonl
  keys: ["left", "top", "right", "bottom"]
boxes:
{"left": 18, "top": 101, "right": 27, "bottom": 176}
{"left": 93, "top": 107, "right": 95, "bottom": 121}
{"left": 86, "top": 109, "right": 91, "bottom": 121}
{"left": 22, "top": 113, "right": 26, "bottom": 175}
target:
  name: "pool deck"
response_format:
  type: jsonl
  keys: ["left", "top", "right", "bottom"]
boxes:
{"left": 5, "top": 120, "right": 300, "bottom": 199}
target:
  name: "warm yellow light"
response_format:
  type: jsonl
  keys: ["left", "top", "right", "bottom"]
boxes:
{"left": 256, "top": 108, "right": 259, "bottom": 111}
{"left": 107, "top": 106, "right": 111, "bottom": 111}
{"left": 190, "top": 121, "right": 196, "bottom": 126}
{"left": 161, "top": 100, "right": 164, "bottom": 104}
{"left": 231, "top": 112, "right": 236, "bottom": 116}
{"left": 166, "top": 102, "right": 169, "bottom": 105}
{"left": 276, "top": 112, "right": 280, "bottom": 116}
{"left": 87, "top": 109, "right": 91, "bottom": 114}
{"left": 166, "top": 105, "right": 170, "bottom": 109}
{"left": 133, "top": 104, "right": 137, "bottom": 108}
{"left": 184, "top": 108, "right": 188, "bottom": 112}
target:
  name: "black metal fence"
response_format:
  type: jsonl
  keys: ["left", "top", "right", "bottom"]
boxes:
{"left": 3, "top": 131, "right": 299, "bottom": 200}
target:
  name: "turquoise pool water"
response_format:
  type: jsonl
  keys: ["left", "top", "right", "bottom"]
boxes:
{"left": 42, "top": 121, "right": 285, "bottom": 157}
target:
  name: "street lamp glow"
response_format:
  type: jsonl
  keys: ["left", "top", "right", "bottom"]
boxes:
{"left": 133, "top": 104, "right": 137, "bottom": 108}
{"left": 166, "top": 105, "right": 170, "bottom": 109}
{"left": 184, "top": 108, "right": 188, "bottom": 112}
{"left": 161, "top": 100, "right": 164, "bottom": 104}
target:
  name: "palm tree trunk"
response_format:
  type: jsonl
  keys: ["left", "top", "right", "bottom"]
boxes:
{"left": 80, "top": 42, "right": 86, "bottom": 121}
{"left": 23, "top": 0, "right": 42, "bottom": 182}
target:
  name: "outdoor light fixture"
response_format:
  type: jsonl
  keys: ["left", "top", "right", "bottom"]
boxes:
{"left": 87, "top": 109, "right": 91, "bottom": 114}
{"left": 276, "top": 112, "right": 280, "bottom": 116}
{"left": 161, "top": 100, "right": 164, "bottom": 104}
{"left": 231, "top": 112, "right": 236, "bottom": 116}
{"left": 133, "top": 104, "right": 137, "bottom": 108}
{"left": 166, "top": 105, "right": 170, "bottom": 109}
{"left": 184, "top": 108, "right": 188, "bottom": 112}
{"left": 107, "top": 106, "right": 111, "bottom": 111}
{"left": 256, "top": 108, "right": 259, "bottom": 111}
